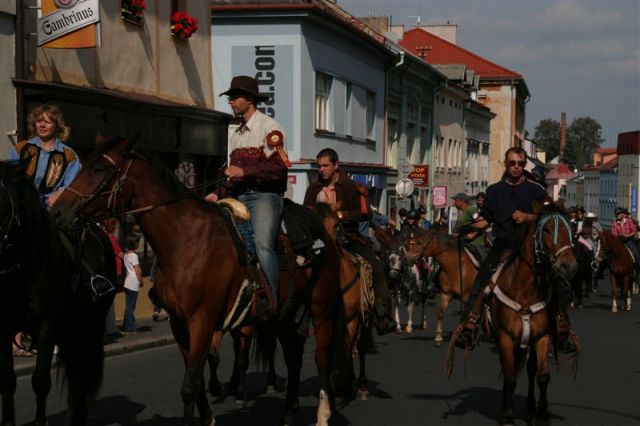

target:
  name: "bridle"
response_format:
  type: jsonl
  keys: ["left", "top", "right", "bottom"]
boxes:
{"left": 63, "top": 153, "right": 135, "bottom": 221}
{"left": 0, "top": 179, "right": 19, "bottom": 256}
{"left": 534, "top": 211, "right": 574, "bottom": 265}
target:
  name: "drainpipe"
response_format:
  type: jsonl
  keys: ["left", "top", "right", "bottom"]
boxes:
{"left": 428, "top": 77, "right": 446, "bottom": 223}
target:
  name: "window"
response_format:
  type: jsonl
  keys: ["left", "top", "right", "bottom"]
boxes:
{"left": 315, "top": 72, "right": 333, "bottom": 131}
{"left": 366, "top": 91, "right": 376, "bottom": 140}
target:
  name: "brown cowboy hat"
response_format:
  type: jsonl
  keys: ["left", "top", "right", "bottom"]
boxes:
{"left": 219, "top": 76, "right": 270, "bottom": 103}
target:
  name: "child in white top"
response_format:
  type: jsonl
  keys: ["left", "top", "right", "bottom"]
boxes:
{"left": 122, "top": 234, "right": 143, "bottom": 333}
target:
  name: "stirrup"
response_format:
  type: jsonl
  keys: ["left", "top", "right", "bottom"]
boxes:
{"left": 90, "top": 274, "right": 116, "bottom": 298}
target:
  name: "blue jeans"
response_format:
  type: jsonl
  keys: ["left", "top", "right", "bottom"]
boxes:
{"left": 238, "top": 192, "right": 283, "bottom": 301}
{"left": 123, "top": 288, "right": 138, "bottom": 332}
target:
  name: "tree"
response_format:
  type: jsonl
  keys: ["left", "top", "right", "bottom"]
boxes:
{"left": 533, "top": 119, "right": 561, "bottom": 161}
{"left": 566, "top": 117, "right": 605, "bottom": 169}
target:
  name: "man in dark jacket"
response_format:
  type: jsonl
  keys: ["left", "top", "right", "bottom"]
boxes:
{"left": 304, "top": 148, "right": 396, "bottom": 335}
{"left": 455, "top": 147, "right": 577, "bottom": 353}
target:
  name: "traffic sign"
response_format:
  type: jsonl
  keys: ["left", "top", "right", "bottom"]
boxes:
{"left": 395, "top": 178, "right": 415, "bottom": 198}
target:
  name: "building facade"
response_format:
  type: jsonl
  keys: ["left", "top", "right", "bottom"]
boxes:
{"left": 5, "top": 1, "right": 227, "bottom": 186}
{"left": 615, "top": 131, "right": 640, "bottom": 221}
{"left": 0, "top": 1, "right": 17, "bottom": 158}
{"left": 211, "top": 0, "right": 397, "bottom": 205}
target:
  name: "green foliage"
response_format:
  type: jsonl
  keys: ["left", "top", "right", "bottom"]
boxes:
{"left": 533, "top": 116, "right": 604, "bottom": 169}
{"left": 533, "top": 119, "right": 560, "bottom": 161}
{"left": 567, "top": 117, "right": 605, "bottom": 169}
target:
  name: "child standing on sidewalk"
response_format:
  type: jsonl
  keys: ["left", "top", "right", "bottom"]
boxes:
{"left": 122, "top": 234, "right": 143, "bottom": 334}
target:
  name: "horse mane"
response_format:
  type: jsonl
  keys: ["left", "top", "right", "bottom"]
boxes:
{"left": 313, "top": 202, "right": 334, "bottom": 221}
{"left": 430, "top": 226, "right": 458, "bottom": 250}
{"left": 504, "top": 200, "right": 569, "bottom": 268}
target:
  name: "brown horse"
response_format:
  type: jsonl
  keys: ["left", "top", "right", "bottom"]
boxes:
{"left": 594, "top": 231, "right": 634, "bottom": 312}
{"left": 406, "top": 225, "right": 478, "bottom": 347}
{"left": 207, "top": 204, "right": 373, "bottom": 412}
{"left": 50, "top": 137, "right": 349, "bottom": 426}
{"left": 448, "top": 200, "right": 577, "bottom": 426}
{"left": 314, "top": 203, "right": 375, "bottom": 402}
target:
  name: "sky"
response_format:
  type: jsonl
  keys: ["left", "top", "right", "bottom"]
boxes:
{"left": 337, "top": 0, "right": 640, "bottom": 147}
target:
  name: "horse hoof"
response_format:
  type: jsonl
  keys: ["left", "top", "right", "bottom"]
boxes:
{"left": 405, "top": 325, "right": 413, "bottom": 334}
{"left": 334, "top": 397, "right": 346, "bottom": 409}
{"left": 357, "top": 389, "right": 369, "bottom": 400}
{"left": 395, "top": 327, "right": 402, "bottom": 334}
{"left": 235, "top": 398, "right": 247, "bottom": 409}
{"left": 421, "top": 321, "right": 427, "bottom": 330}
{"left": 612, "top": 307, "right": 618, "bottom": 313}
{"left": 266, "top": 384, "right": 278, "bottom": 394}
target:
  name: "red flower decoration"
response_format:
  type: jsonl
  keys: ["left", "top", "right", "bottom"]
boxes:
{"left": 171, "top": 11, "right": 198, "bottom": 40}
{"left": 123, "top": 0, "right": 146, "bottom": 17}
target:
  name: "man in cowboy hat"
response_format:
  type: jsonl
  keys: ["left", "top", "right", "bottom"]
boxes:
{"left": 205, "top": 75, "right": 290, "bottom": 316}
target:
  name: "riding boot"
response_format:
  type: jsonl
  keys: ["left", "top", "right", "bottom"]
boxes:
{"left": 556, "top": 311, "right": 578, "bottom": 354}
{"left": 373, "top": 300, "right": 397, "bottom": 335}
{"left": 454, "top": 294, "right": 484, "bottom": 350}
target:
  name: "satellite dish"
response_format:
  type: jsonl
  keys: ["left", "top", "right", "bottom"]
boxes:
{"left": 395, "top": 178, "right": 415, "bottom": 198}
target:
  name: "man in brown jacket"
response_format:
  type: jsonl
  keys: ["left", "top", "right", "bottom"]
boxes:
{"left": 304, "top": 148, "right": 396, "bottom": 335}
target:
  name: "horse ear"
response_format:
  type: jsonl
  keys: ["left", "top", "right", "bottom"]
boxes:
{"left": 123, "top": 133, "right": 141, "bottom": 152}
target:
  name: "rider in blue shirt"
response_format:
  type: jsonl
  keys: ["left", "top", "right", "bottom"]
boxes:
{"left": 8, "top": 104, "right": 80, "bottom": 206}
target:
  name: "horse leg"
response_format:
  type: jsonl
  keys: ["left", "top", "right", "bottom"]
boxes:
{"left": 312, "top": 308, "right": 334, "bottom": 426}
{"left": 356, "top": 325, "right": 373, "bottom": 400}
{"left": 266, "top": 343, "right": 278, "bottom": 394}
{"left": 171, "top": 318, "right": 214, "bottom": 426}
{"left": 278, "top": 325, "right": 304, "bottom": 426}
{"left": 624, "top": 276, "right": 632, "bottom": 311}
{"left": 534, "top": 335, "right": 552, "bottom": 426}
{"left": 497, "top": 333, "right": 517, "bottom": 426}
{"left": 207, "top": 331, "right": 223, "bottom": 398}
{"left": 33, "top": 323, "right": 55, "bottom": 426}
{"left": 406, "top": 301, "right": 414, "bottom": 334}
{"left": 420, "top": 300, "right": 427, "bottom": 330}
{"left": 0, "top": 335, "right": 17, "bottom": 426}
{"left": 611, "top": 274, "right": 618, "bottom": 313}
{"left": 434, "top": 293, "right": 451, "bottom": 347}
{"left": 230, "top": 329, "right": 252, "bottom": 408}
{"left": 525, "top": 347, "right": 538, "bottom": 421}
{"left": 393, "top": 293, "right": 401, "bottom": 333}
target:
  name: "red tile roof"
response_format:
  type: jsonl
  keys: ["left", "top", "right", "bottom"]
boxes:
{"left": 399, "top": 28, "right": 521, "bottom": 79}
{"left": 545, "top": 163, "right": 577, "bottom": 180}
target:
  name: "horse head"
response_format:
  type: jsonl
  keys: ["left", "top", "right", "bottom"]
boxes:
{"left": 51, "top": 136, "right": 138, "bottom": 230}
{"left": 387, "top": 243, "right": 405, "bottom": 281}
{"left": 405, "top": 225, "right": 448, "bottom": 262}
{"left": 532, "top": 197, "right": 577, "bottom": 282}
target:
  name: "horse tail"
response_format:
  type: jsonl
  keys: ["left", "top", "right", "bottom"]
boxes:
{"left": 329, "top": 289, "right": 354, "bottom": 399}
{"left": 252, "top": 318, "right": 277, "bottom": 370}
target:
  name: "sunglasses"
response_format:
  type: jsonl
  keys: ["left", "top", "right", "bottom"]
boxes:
{"left": 507, "top": 160, "right": 527, "bottom": 168}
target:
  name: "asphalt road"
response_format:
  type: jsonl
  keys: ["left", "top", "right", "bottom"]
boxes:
{"left": 12, "top": 281, "right": 640, "bottom": 426}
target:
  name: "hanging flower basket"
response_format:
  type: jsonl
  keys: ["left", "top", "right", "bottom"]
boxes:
{"left": 122, "top": 0, "right": 147, "bottom": 24}
{"left": 171, "top": 11, "right": 198, "bottom": 40}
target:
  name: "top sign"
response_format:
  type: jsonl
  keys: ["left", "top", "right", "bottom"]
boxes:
{"left": 408, "top": 164, "right": 429, "bottom": 188}
{"left": 38, "top": 0, "right": 100, "bottom": 47}
{"left": 395, "top": 178, "right": 415, "bottom": 198}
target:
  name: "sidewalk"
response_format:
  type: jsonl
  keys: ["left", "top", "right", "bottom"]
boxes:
{"left": 14, "top": 283, "right": 175, "bottom": 377}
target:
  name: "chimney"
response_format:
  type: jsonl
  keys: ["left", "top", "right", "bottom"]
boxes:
{"left": 560, "top": 112, "right": 566, "bottom": 159}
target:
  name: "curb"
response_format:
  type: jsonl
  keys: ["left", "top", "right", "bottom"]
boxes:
{"left": 15, "top": 334, "right": 176, "bottom": 378}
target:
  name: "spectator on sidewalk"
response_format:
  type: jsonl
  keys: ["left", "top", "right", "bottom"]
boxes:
{"left": 122, "top": 234, "right": 143, "bottom": 334}
{"left": 102, "top": 218, "right": 124, "bottom": 337}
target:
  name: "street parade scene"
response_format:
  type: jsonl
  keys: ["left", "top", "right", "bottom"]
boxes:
{"left": 0, "top": 1, "right": 639, "bottom": 425}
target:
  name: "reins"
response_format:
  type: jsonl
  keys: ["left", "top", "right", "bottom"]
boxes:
{"left": 62, "top": 152, "right": 228, "bottom": 225}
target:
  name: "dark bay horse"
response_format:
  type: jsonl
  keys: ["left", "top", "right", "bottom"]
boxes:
{"left": 448, "top": 200, "right": 577, "bottom": 426}
{"left": 594, "top": 231, "right": 634, "bottom": 312}
{"left": 50, "top": 137, "right": 349, "bottom": 426}
{"left": 0, "top": 161, "right": 115, "bottom": 426}
{"left": 406, "top": 226, "right": 478, "bottom": 347}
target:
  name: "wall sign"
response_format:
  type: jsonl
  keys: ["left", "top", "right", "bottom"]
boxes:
{"left": 38, "top": 0, "right": 100, "bottom": 47}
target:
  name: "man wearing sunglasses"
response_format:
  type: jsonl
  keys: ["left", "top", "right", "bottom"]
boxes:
{"left": 453, "top": 147, "right": 578, "bottom": 352}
